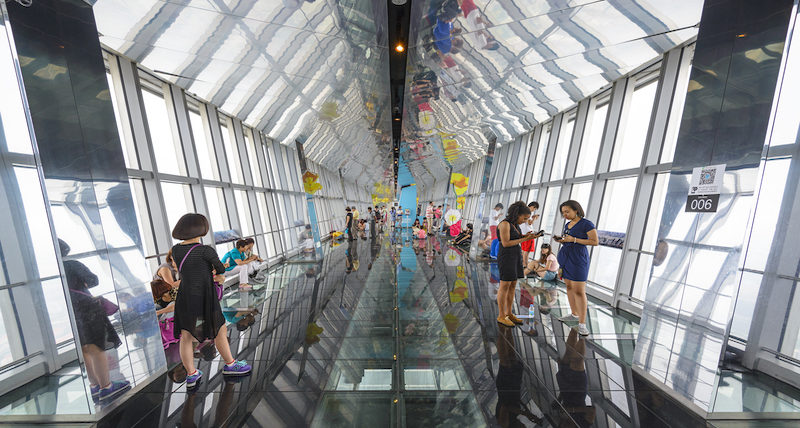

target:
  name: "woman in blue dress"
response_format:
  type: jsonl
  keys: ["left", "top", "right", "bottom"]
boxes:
{"left": 554, "top": 200, "right": 598, "bottom": 336}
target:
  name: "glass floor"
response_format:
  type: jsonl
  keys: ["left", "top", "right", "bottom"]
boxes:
{"left": 4, "top": 229, "right": 800, "bottom": 426}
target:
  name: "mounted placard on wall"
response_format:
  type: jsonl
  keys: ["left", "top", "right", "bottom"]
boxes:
{"left": 686, "top": 164, "right": 725, "bottom": 213}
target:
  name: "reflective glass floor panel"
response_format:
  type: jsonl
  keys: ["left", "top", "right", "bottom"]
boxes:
{"left": 43, "top": 229, "right": 800, "bottom": 427}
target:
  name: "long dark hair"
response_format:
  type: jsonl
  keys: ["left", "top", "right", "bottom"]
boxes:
{"left": 539, "top": 243, "right": 552, "bottom": 265}
{"left": 505, "top": 201, "right": 531, "bottom": 224}
{"left": 559, "top": 200, "right": 585, "bottom": 218}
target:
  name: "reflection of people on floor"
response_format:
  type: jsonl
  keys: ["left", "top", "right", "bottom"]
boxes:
{"left": 298, "top": 224, "right": 315, "bottom": 254}
{"left": 179, "top": 377, "right": 238, "bottom": 428}
{"left": 222, "top": 308, "right": 258, "bottom": 332}
{"left": 59, "top": 239, "right": 130, "bottom": 402}
{"left": 555, "top": 329, "right": 595, "bottom": 427}
{"left": 496, "top": 326, "right": 543, "bottom": 426}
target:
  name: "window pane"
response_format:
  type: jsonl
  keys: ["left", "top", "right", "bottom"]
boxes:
{"left": 14, "top": 166, "right": 59, "bottom": 278}
{"left": 142, "top": 88, "right": 185, "bottom": 175}
{"left": 589, "top": 177, "right": 638, "bottom": 289}
{"left": 611, "top": 80, "right": 657, "bottom": 171}
{"left": 42, "top": 278, "right": 72, "bottom": 344}
{"left": 550, "top": 118, "right": 575, "bottom": 180}
{"left": 234, "top": 190, "right": 253, "bottom": 236}
{"left": 160, "top": 182, "right": 193, "bottom": 242}
{"left": 770, "top": 14, "right": 800, "bottom": 147}
{"left": 189, "top": 108, "right": 218, "bottom": 180}
{"left": 0, "top": 25, "right": 33, "bottom": 155}
{"left": 576, "top": 102, "right": 608, "bottom": 176}
{"left": 531, "top": 127, "right": 550, "bottom": 184}
{"left": 129, "top": 178, "right": 157, "bottom": 257}
{"left": 570, "top": 181, "right": 592, "bottom": 210}
{"left": 540, "top": 186, "right": 561, "bottom": 234}
{"left": 203, "top": 186, "right": 229, "bottom": 233}
{"left": 632, "top": 173, "right": 669, "bottom": 300}
{"left": 661, "top": 45, "right": 694, "bottom": 163}
{"left": 219, "top": 118, "right": 242, "bottom": 184}
{"left": 262, "top": 141, "right": 274, "bottom": 187}
{"left": 244, "top": 130, "right": 262, "bottom": 187}
{"left": 106, "top": 71, "right": 138, "bottom": 168}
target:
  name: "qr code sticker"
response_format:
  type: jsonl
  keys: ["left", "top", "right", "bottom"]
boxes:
{"left": 700, "top": 167, "right": 716, "bottom": 185}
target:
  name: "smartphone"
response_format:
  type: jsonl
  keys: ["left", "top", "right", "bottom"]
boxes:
{"left": 553, "top": 235, "right": 562, "bottom": 241}
{"left": 536, "top": 229, "right": 545, "bottom": 236}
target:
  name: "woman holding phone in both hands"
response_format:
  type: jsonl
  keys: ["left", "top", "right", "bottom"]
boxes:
{"left": 553, "top": 200, "right": 598, "bottom": 336}
{"left": 496, "top": 201, "right": 544, "bottom": 327}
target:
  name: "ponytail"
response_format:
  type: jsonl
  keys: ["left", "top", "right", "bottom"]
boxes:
{"left": 505, "top": 201, "right": 531, "bottom": 224}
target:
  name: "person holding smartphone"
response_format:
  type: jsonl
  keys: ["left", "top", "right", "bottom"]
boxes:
{"left": 553, "top": 200, "right": 598, "bottom": 336}
{"left": 519, "top": 201, "right": 540, "bottom": 265}
{"left": 496, "top": 201, "right": 543, "bottom": 327}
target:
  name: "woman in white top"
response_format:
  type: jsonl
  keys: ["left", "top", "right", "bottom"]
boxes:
{"left": 489, "top": 203, "right": 504, "bottom": 240}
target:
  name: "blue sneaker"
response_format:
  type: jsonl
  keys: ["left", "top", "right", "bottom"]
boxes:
{"left": 90, "top": 384, "right": 101, "bottom": 398}
{"left": 186, "top": 369, "right": 203, "bottom": 388}
{"left": 99, "top": 380, "right": 130, "bottom": 402}
{"left": 222, "top": 360, "right": 252, "bottom": 376}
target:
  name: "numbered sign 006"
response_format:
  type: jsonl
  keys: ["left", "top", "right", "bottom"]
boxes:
{"left": 685, "top": 194, "right": 719, "bottom": 213}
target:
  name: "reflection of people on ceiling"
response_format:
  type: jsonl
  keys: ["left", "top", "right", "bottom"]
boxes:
{"left": 495, "top": 326, "right": 543, "bottom": 426}
{"left": 458, "top": 0, "right": 499, "bottom": 51}
{"left": 555, "top": 329, "right": 595, "bottom": 427}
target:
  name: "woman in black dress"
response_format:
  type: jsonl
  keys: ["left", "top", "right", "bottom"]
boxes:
{"left": 496, "top": 201, "right": 538, "bottom": 327}
{"left": 171, "top": 214, "right": 251, "bottom": 388}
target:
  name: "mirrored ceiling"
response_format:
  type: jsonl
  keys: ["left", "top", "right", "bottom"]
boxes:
{"left": 402, "top": 0, "right": 704, "bottom": 185}
{"left": 93, "top": 0, "right": 393, "bottom": 185}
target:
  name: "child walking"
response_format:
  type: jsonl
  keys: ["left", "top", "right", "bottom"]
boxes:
{"left": 171, "top": 214, "right": 251, "bottom": 388}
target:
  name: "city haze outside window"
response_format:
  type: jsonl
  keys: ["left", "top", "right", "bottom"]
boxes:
{"left": 611, "top": 79, "right": 658, "bottom": 171}
{"left": 219, "top": 117, "right": 243, "bottom": 184}
{"left": 576, "top": 101, "right": 608, "bottom": 176}
{"left": 550, "top": 117, "right": 575, "bottom": 180}
{"left": 141, "top": 88, "right": 186, "bottom": 176}
{"left": 106, "top": 70, "right": 138, "bottom": 168}
{"left": 160, "top": 182, "right": 194, "bottom": 243}
{"left": 188, "top": 107, "right": 219, "bottom": 180}
{"left": 589, "top": 177, "right": 638, "bottom": 289}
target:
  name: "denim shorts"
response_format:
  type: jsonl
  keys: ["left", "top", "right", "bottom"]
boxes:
{"left": 541, "top": 270, "right": 557, "bottom": 281}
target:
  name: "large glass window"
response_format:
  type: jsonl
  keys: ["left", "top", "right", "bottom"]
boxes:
{"left": 106, "top": 70, "right": 138, "bottom": 168}
{"left": 550, "top": 117, "right": 575, "bottom": 180}
{"left": 540, "top": 186, "right": 562, "bottom": 234}
{"left": 188, "top": 107, "right": 218, "bottom": 180}
{"left": 160, "top": 182, "right": 194, "bottom": 240}
{"left": 219, "top": 117, "right": 243, "bottom": 184}
{"left": 14, "top": 166, "right": 59, "bottom": 277}
{"left": 530, "top": 126, "right": 550, "bottom": 184}
{"left": 129, "top": 178, "right": 156, "bottom": 258}
{"left": 661, "top": 45, "right": 694, "bottom": 163}
{"left": 631, "top": 173, "right": 669, "bottom": 300}
{"left": 576, "top": 101, "right": 608, "bottom": 176}
{"left": 569, "top": 181, "right": 592, "bottom": 210}
{"left": 234, "top": 190, "right": 253, "bottom": 237}
{"left": 0, "top": 28, "right": 33, "bottom": 155}
{"left": 257, "top": 192, "right": 276, "bottom": 258}
{"left": 244, "top": 129, "right": 262, "bottom": 187}
{"left": 141, "top": 88, "right": 186, "bottom": 176}
{"left": 611, "top": 79, "right": 658, "bottom": 171}
{"left": 589, "top": 177, "right": 638, "bottom": 289}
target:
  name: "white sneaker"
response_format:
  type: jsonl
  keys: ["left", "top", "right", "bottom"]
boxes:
{"left": 559, "top": 313, "right": 579, "bottom": 322}
{"left": 577, "top": 323, "right": 590, "bottom": 336}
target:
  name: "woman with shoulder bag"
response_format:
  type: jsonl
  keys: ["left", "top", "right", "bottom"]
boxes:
{"left": 171, "top": 214, "right": 252, "bottom": 389}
